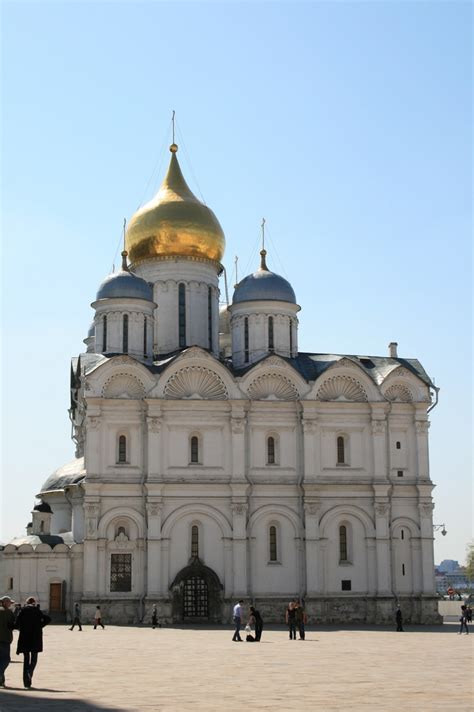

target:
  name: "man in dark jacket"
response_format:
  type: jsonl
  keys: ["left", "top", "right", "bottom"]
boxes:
{"left": 70, "top": 602, "right": 82, "bottom": 631}
{"left": 395, "top": 605, "right": 403, "bottom": 632}
{"left": 16, "top": 597, "right": 51, "bottom": 688}
{"left": 0, "top": 596, "right": 16, "bottom": 687}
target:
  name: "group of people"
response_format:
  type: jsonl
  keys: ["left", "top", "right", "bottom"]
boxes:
{"left": 231, "top": 599, "right": 308, "bottom": 642}
{"left": 69, "top": 604, "right": 105, "bottom": 631}
{"left": 0, "top": 595, "right": 50, "bottom": 689}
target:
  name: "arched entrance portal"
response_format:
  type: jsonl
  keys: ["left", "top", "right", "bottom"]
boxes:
{"left": 170, "top": 558, "right": 223, "bottom": 623}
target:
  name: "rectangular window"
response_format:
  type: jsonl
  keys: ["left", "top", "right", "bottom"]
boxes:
{"left": 143, "top": 316, "right": 147, "bottom": 357}
{"left": 341, "top": 580, "right": 352, "bottom": 591}
{"left": 397, "top": 470, "right": 404, "bottom": 477}
{"left": 179, "top": 284, "right": 186, "bottom": 348}
{"left": 339, "top": 525, "right": 348, "bottom": 561}
{"left": 244, "top": 318, "right": 249, "bottom": 363}
{"left": 8, "top": 577, "right": 13, "bottom": 590}
{"left": 289, "top": 319, "right": 293, "bottom": 356}
{"left": 191, "top": 525, "right": 199, "bottom": 558}
{"left": 103, "top": 315, "right": 107, "bottom": 353}
{"left": 110, "top": 553, "right": 132, "bottom": 592}
{"left": 208, "top": 287, "right": 213, "bottom": 352}
{"left": 402, "top": 564, "right": 405, "bottom": 576}
{"left": 269, "top": 526, "right": 277, "bottom": 562}
{"left": 122, "top": 314, "right": 129, "bottom": 354}
{"left": 268, "top": 316, "right": 274, "bottom": 351}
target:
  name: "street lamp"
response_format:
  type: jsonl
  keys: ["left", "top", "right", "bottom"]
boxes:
{"left": 433, "top": 523, "right": 447, "bottom": 536}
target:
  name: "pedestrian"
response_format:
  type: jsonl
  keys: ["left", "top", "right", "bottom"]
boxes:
{"left": 286, "top": 601, "right": 297, "bottom": 640}
{"left": 0, "top": 596, "right": 16, "bottom": 687}
{"left": 395, "top": 605, "right": 403, "bottom": 632}
{"left": 69, "top": 602, "right": 82, "bottom": 631}
{"left": 15, "top": 596, "right": 51, "bottom": 689}
{"left": 249, "top": 606, "right": 263, "bottom": 642}
{"left": 466, "top": 606, "right": 472, "bottom": 624}
{"left": 93, "top": 605, "right": 105, "bottom": 629}
{"left": 151, "top": 604, "right": 158, "bottom": 629}
{"left": 295, "top": 602, "right": 307, "bottom": 640}
{"left": 232, "top": 600, "right": 244, "bottom": 641}
{"left": 458, "top": 605, "right": 469, "bottom": 635}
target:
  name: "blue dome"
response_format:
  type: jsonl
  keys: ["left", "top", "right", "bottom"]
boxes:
{"left": 233, "top": 268, "right": 296, "bottom": 305}
{"left": 96, "top": 269, "right": 153, "bottom": 302}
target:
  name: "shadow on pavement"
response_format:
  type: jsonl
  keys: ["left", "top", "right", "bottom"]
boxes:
{"left": 0, "top": 690, "right": 125, "bottom": 712}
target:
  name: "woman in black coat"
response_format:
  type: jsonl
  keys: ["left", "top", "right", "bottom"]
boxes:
{"left": 16, "top": 597, "right": 51, "bottom": 688}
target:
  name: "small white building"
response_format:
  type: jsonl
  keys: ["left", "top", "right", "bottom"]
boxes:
{"left": 1, "top": 143, "right": 441, "bottom": 624}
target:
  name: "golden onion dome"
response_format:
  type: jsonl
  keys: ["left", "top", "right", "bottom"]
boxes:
{"left": 126, "top": 145, "right": 225, "bottom": 265}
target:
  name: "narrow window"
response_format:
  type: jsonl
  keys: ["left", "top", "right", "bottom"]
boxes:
{"left": 289, "top": 318, "right": 293, "bottom": 356}
{"left": 396, "top": 441, "right": 401, "bottom": 449}
{"left": 401, "top": 529, "right": 404, "bottom": 540}
{"left": 397, "top": 470, "right": 404, "bottom": 478}
{"left": 337, "top": 436, "right": 345, "bottom": 465}
{"left": 191, "top": 525, "right": 199, "bottom": 558}
{"left": 190, "top": 436, "right": 199, "bottom": 464}
{"left": 122, "top": 314, "right": 129, "bottom": 354}
{"left": 269, "top": 525, "right": 277, "bottom": 562}
{"left": 8, "top": 577, "right": 13, "bottom": 590}
{"left": 143, "top": 316, "right": 147, "bottom": 357}
{"left": 267, "top": 436, "right": 275, "bottom": 465}
{"left": 179, "top": 283, "right": 186, "bottom": 348}
{"left": 244, "top": 317, "right": 249, "bottom": 363}
{"left": 208, "top": 287, "right": 213, "bottom": 351}
{"left": 40, "top": 520, "right": 44, "bottom": 533}
{"left": 341, "top": 580, "right": 352, "bottom": 591}
{"left": 102, "top": 315, "right": 107, "bottom": 353}
{"left": 110, "top": 553, "right": 132, "bottom": 592}
{"left": 402, "top": 563, "right": 405, "bottom": 576}
{"left": 118, "top": 435, "right": 127, "bottom": 463}
{"left": 339, "top": 525, "right": 348, "bottom": 561}
{"left": 268, "top": 316, "right": 274, "bottom": 351}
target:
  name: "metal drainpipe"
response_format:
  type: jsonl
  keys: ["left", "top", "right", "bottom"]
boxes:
{"left": 427, "top": 385, "right": 440, "bottom": 414}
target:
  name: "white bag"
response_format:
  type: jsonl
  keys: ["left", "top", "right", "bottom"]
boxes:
{"left": 244, "top": 624, "right": 252, "bottom": 634}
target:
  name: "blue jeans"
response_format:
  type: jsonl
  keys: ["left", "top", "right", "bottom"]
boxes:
{"left": 232, "top": 616, "right": 242, "bottom": 640}
{"left": 459, "top": 618, "right": 469, "bottom": 634}
{"left": 288, "top": 622, "right": 297, "bottom": 639}
{"left": 0, "top": 642, "right": 11, "bottom": 679}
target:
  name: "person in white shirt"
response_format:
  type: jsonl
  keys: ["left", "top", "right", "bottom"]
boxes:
{"left": 232, "top": 600, "right": 244, "bottom": 642}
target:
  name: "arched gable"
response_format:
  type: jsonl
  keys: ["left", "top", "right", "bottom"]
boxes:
{"left": 319, "top": 505, "right": 375, "bottom": 538}
{"left": 85, "top": 356, "right": 156, "bottom": 399}
{"left": 248, "top": 504, "right": 301, "bottom": 536}
{"left": 151, "top": 347, "right": 239, "bottom": 400}
{"left": 391, "top": 517, "right": 420, "bottom": 538}
{"left": 308, "top": 360, "right": 381, "bottom": 402}
{"left": 381, "top": 367, "right": 431, "bottom": 403}
{"left": 161, "top": 503, "right": 233, "bottom": 539}
{"left": 239, "top": 356, "right": 308, "bottom": 401}
{"left": 97, "top": 506, "right": 145, "bottom": 539}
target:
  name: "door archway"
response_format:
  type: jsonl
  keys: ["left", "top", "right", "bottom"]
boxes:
{"left": 170, "top": 559, "right": 223, "bottom": 623}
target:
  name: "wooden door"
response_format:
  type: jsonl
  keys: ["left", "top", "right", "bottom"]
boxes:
{"left": 49, "top": 582, "right": 62, "bottom": 611}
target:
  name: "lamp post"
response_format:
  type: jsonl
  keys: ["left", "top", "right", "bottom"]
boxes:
{"left": 433, "top": 523, "right": 447, "bottom": 536}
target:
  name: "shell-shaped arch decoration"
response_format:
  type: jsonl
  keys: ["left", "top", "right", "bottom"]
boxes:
{"left": 102, "top": 373, "right": 146, "bottom": 399}
{"left": 164, "top": 366, "right": 228, "bottom": 400}
{"left": 247, "top": 372, "right": 299, "bottom": 401}
{"left": 316, "top": 375, "right": 367, "bottom": 402}
{"left": 383, "top": 384, "right": 413, "bottom": 402}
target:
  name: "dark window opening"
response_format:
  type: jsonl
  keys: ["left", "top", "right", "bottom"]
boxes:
{"left": 40, "top": 520, "right": 44, "bottom": 533}
{"left": 396, "top": 441, "right": 401, "bottom": 449}
{"left": 118, "top": 435, "right": 127, "bottom": 463}
{"left": 179, "top": 283, "right": 186, "bottom": 348}
{"left": 267, "top": 436, "right": 275, "bottom": 464}
{"left": 269, "top": 525, "right": 277, "bottom": 561}
{"left": 143, "top": 316, "right": 147, "bottom": 357}
{"left": 244, "top": 318, "right": 249, "bottom": 363}
{"left": 122, "top": 314, "right": 129, "bottom": 354}
{"left": 337, "top": 436, "right": 345, "bottom": 464}
{"left": 341, "top": 580, "right": 352, "bottom": 591}
{"left": 268, "top": 316, "right": 274, "bottom": 351}
{"left": 289, "top": 319, "right": 293, "bottom": 356}
{"left": 117, "top": 526, "right": 126, "bottom": 537}
{"left": 8, "top": 577, "right": 13, "bottom": 590}
{"left": 208, "top": 287, "right": 213, "bottom": 351}
{"left": 397, "top": 470, "right": 404, "bottom": 477}
{"left": 402, "top": 564, "right": 405, "bottom": 576}
{"left": 339, "top": 525, "right": 348, "bottom": 561}
{"left": 110, "top": 553, "right": 132, "bottom": 592}
{"left": 190, "top": 436, "right": 199, "bottom": 464}
{"left": 103, "top": 315, "right": 107, "bottom": 353}
{"left": 191, "top": 525, "right": 199, "bottom": 558}
{"left": 401, "top": 529, "right": 404, "bottom": 540}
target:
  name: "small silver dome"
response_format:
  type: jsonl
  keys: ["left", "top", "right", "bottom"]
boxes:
{"left": 233, "top": 269, "right": 296, "bottom": 305}
{"left": 87, "top": 322, "right": 95, "bottom": 338}
{"left": 40, "top": 457, "right": 86, "bottom": 494}
{"left": 96, "top": 269, "right": 153, "bottom": 302}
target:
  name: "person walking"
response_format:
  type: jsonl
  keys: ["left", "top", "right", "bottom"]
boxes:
{"left": 93, "top": 605, "right": 105, "bottom": 629}
{"left": 249, "top": 606, "right": 263, "bottom": 642}
{"left": 232, "top": 600, "right": 244, "bottom": 641}
{"left": 466, "top": 606, "right": 472, "bottom": 624}
{"left": 151, "top": 605, "right": 158, "bottom": 629}
{"left": 295, "top": 602, "right": 307, "bottom": 640}
{"left": 0, "top": 596, "right": 16, "bottom": 687}
{"left": 15, "top": 597, "right": 51, "bottom": 689}
{"left": 458, "top": 605, "right": 469, "bottom": 634}
{"left": 395, "top": 605, "right": 403, "bottom": 632}
{"left": 69, "top": 602, "right": 82, "bottom": 631}
{"left": 286, "top": 602, "right": 297, "bottom": 640}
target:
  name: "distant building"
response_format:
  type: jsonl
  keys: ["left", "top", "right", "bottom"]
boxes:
{"left": 438, "top": 559, "right": 460, "bottom": 573}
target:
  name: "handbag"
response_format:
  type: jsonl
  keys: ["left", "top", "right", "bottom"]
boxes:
{"left": 244, "top": 624, "right": 251, "bottom": 634}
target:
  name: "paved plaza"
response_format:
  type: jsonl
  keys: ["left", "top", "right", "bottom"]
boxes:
{"left": 0, "top": 623, "right": 472, "bottom": 711}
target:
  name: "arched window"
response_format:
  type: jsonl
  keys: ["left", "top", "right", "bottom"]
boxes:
{"left": 122, "top": 314, "right": 129, "bottom": 354}
{"left": 179, "top": 283, "right": 186, "bottom": 348}
{"left": 208, "top": 287, "right": 213, "bottom": 351}
{"left": 102, "top": 315, "right": 107, "bottom": 353}
{"left": 269, "top": 525, "right": 278, "bottom": 562}
{"left": 339, "top": 525, "right": 348, "bottom": 561}
{"left": 40, "top": 520, "right": 44, "bottom": 533}
{"left": 244, "top": 317, "right": 249, "bottom": 363}
{"left": 268, "top": 316, "right": 274, "bottom": 351}
{"left": 267, "top": 436, "right": 276, "bottom": 465}
{"left": 118, "top": 435, "right": 127, "bottom": 463}
{"left": 143, "top": 316, "right": 147, "bottom": 357}
{"left": 191, "top": 525, "right": 199, "bottom": 558}
{"left": 337, "top": 436, "right": 346, "bottom": 465}
{"left": 190, "top": 436, "right": 199, "bottom": 464}
{"left": 289, "top": 318, "right": 293, "bottom": 356}
{"left": 396, "top": 441, "right": 401, "bottom": 449}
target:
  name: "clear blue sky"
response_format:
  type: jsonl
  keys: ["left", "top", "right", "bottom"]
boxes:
{"left": 1, "top": 1, "right": 472, "bottom": 565}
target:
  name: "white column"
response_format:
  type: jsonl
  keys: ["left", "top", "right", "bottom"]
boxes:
{"left": 224, "top": 540, "right": 233, "bottom": 598}
{"left": 415, "top": 417, "right": 430, "bottom": 482}
{"left": 231, "top": 502, "right": 248, "bottom": 596}
{"left": 304, "top": 500, "right": 321, "bottom": 595}
{"left": 146, "top": 501, "right": 163, "bottom": 596}
{"left": 371, "top": 412, "right": 388, "bottom": 480}
{"left": 97, "top": 539, "right": 107, "bottom": 596}
{"left": 301, "top": 416, "right": 317, "bottom": 482}
{"left": 374, "top": 501, "right": 392, "bottom": 595}
{"left": 146, "top": 410, "right": 162, "bottom": 479}
{"left": 418, "top": 501, "right": 436, "bottom": 593}
{"left": 160, "top": 539, "right": 170, "bottom": 597}
{"left": 230, "top": 410, "right": 246, "bottom": 481}
{"left": 83, "top": 501, "right": 100, "bottom": 595}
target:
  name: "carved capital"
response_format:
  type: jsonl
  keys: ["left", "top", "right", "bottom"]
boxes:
{"left": 420, "top": 502, "right": 434, "bottom": 517}
{"left": 231, "top": 418, "right": 246, "bottom": 434}
{"left": 375, "top": 502, "right": 390, "bottom": 517}
{"left": 147, "top": 502, "right": 163, "bottom": 517}
{"left": 231, "top": 502, "right": 248, "bottom": 516}
{"left": 371, "top": 420, "right": 386, "bottom": 435}
{"left": 147, "top": 417, "right": 162, "bottom": 433}
{"left": 415, "top": 421, "right": 430, "bottom": 434}
{"left": 304, "top": 500, "right": 321, "bottom": 516}
{"left": 302, "top": 419, "right": 317, "bottom": 435}
{"left": 86, "top": 416, "right": 101, "bottom": 431}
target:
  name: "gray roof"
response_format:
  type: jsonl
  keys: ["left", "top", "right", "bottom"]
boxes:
{"left": 233, "top": 269, "right": 296, "bottom": 305}
{"left": 34, "top": 501, "right": 52, "bottom": 513}
{"left": 39, "top": 457, "right": 85, "bottom": 494}
{"left": 7, "top": 531, "right": 76, "bottom": 548}
{"left": 95, "top": 269, "right": 153, "bottom": 302}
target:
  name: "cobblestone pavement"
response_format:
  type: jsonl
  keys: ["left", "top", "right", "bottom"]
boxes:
{"left": 0, "top": 624, "right": 472, "bottom": 711}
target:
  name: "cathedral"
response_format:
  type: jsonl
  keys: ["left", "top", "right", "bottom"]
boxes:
{"left": 1, "top": 141, "right": 441, "bottom": 624}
